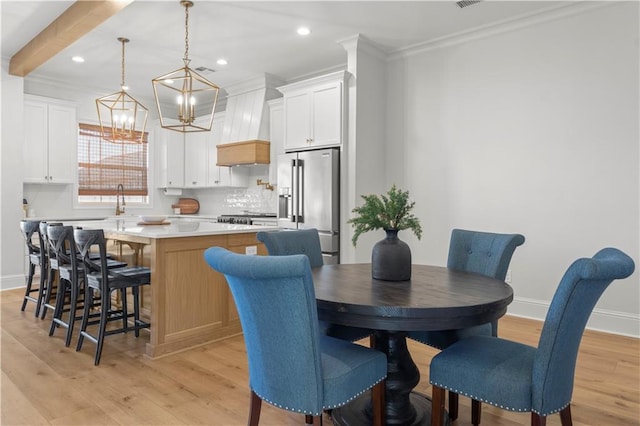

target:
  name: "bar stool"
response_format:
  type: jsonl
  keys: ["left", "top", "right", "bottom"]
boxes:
{"left": 38, "top": 221, "right": 63, "bottom": 320}
{"left": 47, "top": 226, "right": 127, "bottom": 347}
{"left": 19, "top": 220, "right": 45, "bottom": 317}
{"left": 74, "top": 228, "right": 151, "bottom": 365}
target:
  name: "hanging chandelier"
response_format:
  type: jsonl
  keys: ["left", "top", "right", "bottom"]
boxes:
{"left": 152, "top": 0, "right": 220, "bottom": 133}
{"left": 96, "top": 37, "right": 149, "bottom": 143}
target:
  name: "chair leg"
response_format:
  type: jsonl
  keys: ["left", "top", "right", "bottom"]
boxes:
{"left": 76, "top": 287, "right": 94, "bottom": 351}
{"left": 94, "top": 290, "right": 110, "bottom": 365}
{"left": 21, "top": 263, "right": 36, "bottom": 312}
{"left": 371, "top": 379, "right": 385, "bottom": 426}
{"left": 305, "top": 414, "right": 313, "bottom": 424}
{"left": 472, "top": 399, "right": 482, "bottom": 425}
{"left": 64, "top": 275, "right": 79, "bottom": 347}
{"left": 133, "top": 287, "right": 141, "bottom": 337}
{"left": 448, "top": 391, "right": 459, "bottom": 420}
{"left": 121, "top": 288, "right": 128, "bottom": 332}
{"left": 49, "top": 278, "right": 68, "bottom": 336}
{"left": 248, "top": 390, "right": 262, "bottom": 426}
{"left": 40, "top": 269, "right": 56, "bottom": 319}
{"left": 531, "top": 412, "right": 547, "bottom": 426}
{"left": 431, "top": 385, "right": 446, "bottom": 426}
{"left": 559, "top": 405, "right": 572, "bottom": 426}
{"left": 35, "top": 264, "right": 48, "bottom": 317}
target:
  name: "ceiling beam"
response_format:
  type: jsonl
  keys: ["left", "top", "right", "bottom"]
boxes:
{"left": 9, "top": 0, "right": 134, "bottom": 77}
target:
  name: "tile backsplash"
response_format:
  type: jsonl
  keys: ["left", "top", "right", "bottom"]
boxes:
{"left": 194, "top": 186, "right": 276, "bottom": 215}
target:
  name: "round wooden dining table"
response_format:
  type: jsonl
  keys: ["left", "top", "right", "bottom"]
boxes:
{"left": 311, "top": 263, "right": 513, "bottom": 426}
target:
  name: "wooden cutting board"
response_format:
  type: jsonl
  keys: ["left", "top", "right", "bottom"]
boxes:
{"left": 172, "top": 198, "right": 200, "bottom": 214}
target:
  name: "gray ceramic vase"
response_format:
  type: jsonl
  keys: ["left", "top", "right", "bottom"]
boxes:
{"left": 371, "top": 228, "right": 411, "bottom": 281}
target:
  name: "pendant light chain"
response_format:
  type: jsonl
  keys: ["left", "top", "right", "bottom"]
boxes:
{"left": 120, "top": 38, "right": 126, "bottom": 89}
{"left": 183, "top": 1, "right": 190, "bottom": 62}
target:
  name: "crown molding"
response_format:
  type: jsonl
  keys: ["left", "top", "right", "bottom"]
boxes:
{"left": 389, "top": 2, "right": 612, "bottom": 61}
{"left": 339, "top": 34, "right": 388, "bottom": 62}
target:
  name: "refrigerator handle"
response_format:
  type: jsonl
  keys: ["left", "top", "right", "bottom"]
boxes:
{"left": 291, "top": 159, "right": 298, "bottom": 223}
{"left": 298, "top": 159, "right": 304, "bottom": 223}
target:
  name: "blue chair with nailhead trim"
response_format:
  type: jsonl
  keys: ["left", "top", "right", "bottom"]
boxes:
{"left": 429, "top": 247, "right": 635, "bottom": 426}
{"left": 257, "top": 229, "right": 373, "bottom": 343}
{"left": 409, "top": 228, "right": 525, "bottom": 421}
{"left": 204, "top": 247, "right": 387, "bottom": 426}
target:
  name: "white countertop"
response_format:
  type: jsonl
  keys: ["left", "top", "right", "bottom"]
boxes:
{"left": 62, "top": 217, "right": 278, "bottom": 239}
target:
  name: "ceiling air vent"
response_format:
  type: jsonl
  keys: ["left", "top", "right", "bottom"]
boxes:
{"left": 194, "top": 66, "right": 216, "bottom": 73}
{"left": 456, "top": 0, "right": 481, "bottom": 8}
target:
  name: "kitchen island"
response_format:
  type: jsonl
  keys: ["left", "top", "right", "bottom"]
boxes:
{"left": 66, "top": 217, "right": 272, "bottom": 358}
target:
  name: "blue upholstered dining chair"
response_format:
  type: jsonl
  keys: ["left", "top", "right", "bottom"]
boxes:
{"left": 204, "top": 247, "right": 387, "bottom": 426}
{"left": 409, "top": 228, "right": 525, "bottom": 420}
{"left": 257, "top": 229, "right": 373, "bottom": 343}
{"left": 430, "top": 247, "right": 635, "bottom": 426}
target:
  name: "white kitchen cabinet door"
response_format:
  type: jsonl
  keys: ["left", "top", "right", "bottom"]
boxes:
{"left": 311, "top": 84, "right": 342, "bottom": 147}
{"left": 184, "top": 131, "right": 208, "bottom": 188}
{"left": 23, "top": 96, "right": 77, "bottom": 184}
{"left": 23, "top": 101, "right": 48, "bottom": 183}
{"left": 283, "top": 91, "right": 310, "bottom": 152}
{"left": 158, "top": 129, "right": 185, "bottom": 188}
{"left": 207, "top": 114, "right": 229, "bottom": 186}
{"left": 47, "top": 103, "right": 77, "bottom": 183}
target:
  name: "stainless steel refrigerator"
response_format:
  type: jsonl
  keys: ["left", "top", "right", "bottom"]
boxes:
{"left": 277, "top": 148, "right": 340, "bottom": 264}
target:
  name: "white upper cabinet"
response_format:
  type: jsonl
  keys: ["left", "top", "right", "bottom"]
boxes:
{"left": 183, "top": 117, "right": 211, "bottom": 188}
{"left": 157, "top": 128, "right": 185, "bottom": 188}
{"left": 278, "top": 71, "right": 347, "bottom": 152}
{"left": 23, "top": 95, "right": 77, "bottom": 184}
{"left": 207, "top": 114, "right": 234, "bottom": 187}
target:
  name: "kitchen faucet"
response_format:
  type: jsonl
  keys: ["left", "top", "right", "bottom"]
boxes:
{"left": 115, "top": 183, "right": 126, "bottom": 215}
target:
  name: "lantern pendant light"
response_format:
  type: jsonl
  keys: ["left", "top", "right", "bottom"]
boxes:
{"left": 96, "top": 37, "right": 149, "bottom": 143}
{"left": 152, "top": 0, "right": 220, "bottom": 133}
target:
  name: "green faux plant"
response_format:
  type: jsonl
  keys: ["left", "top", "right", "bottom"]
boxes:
{"left": 348, "top": 184, "right": 423, "bottom": 246}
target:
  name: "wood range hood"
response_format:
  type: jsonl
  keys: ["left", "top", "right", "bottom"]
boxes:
{"left": 216, "top": 140, "right": 270, "bottom": 166}
{"left": 216, "top": 74, "right": 284, "bottom": 167}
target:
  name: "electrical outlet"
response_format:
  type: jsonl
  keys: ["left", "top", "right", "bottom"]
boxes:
{"left": 505, "top": 269, "right": 512, "bottom": 284}
{"left": 245, "top": 245, "right": 257, "bottom": 255}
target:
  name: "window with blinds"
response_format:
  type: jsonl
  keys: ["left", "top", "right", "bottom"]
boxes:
{"left": 77, "top": 123, "right": 149, "bottom": 204}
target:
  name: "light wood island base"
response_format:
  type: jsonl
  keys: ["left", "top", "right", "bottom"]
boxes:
{"left": 107, "top": 230, "right": 267, "bottom": 358}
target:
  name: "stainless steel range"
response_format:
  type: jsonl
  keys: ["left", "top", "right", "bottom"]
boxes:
{"left": 217, "top": 213, "right": 277, "bottom": 226}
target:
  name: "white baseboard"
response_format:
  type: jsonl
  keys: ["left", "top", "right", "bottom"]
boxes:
{"left": 509, "top": 297, "right": 640, "bottom": 338}
{"left": 1, "top": 274, "right": 26, "bottom": 291}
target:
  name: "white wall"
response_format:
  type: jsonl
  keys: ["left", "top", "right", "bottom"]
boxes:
{"left": 386, "top": 2, "right": 639, "bottom": 335}
{"left": 0, "top": 66, "right": 26, "bottom": 290}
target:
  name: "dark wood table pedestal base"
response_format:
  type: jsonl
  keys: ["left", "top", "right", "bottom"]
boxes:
{"left": 331, "top": 391, "right": 450, "bottom": 426}
{"left": 330, "top": 330, "right": 450, "bottom": 426}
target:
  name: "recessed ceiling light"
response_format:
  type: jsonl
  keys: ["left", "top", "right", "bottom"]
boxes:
{"left": 216, "top": 58, "right": 228, "bottom": 66}
{"left": 72, "top": 56, "right": 85, "bottom": 63}
{"left": 297, "top": 27, "right": 311, "bottom": 36}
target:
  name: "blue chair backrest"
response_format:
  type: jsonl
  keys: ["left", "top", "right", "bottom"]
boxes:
{"left": 257, "top": 228, "right": 324, "bottom": 268}
{"left": 532, "top": 248, "right": 635, "bottom": 414}
{"left": 204, "top": 247, "right": 325, "bottom": 413}
{"left": 447, "top": 229, "right": 525, "bottom": 281}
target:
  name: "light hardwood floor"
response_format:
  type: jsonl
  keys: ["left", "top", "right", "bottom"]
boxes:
{"left": 2, "top": 287, "right": 638, "bottom": 425}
